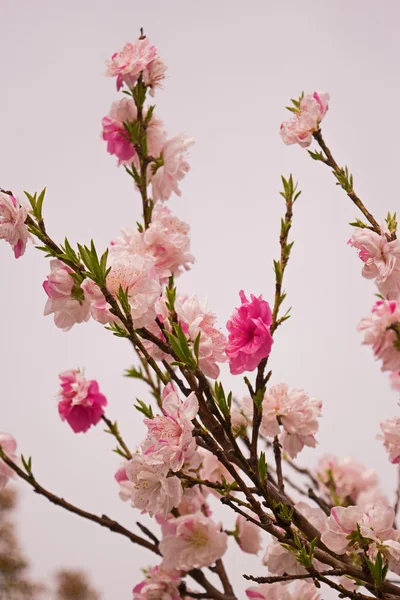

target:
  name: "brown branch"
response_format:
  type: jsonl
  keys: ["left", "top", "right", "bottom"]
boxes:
{"left": 243, "top": 569, "right": 344, "bottom": 584}
{"left": 273, "top": 435, "right": 284, "bottom": 493}
{"left": 214, "top": 559, "right": 235, "bottom": 597}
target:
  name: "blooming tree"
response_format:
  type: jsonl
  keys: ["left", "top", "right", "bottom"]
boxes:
{"left": 2, "top": 31, "right": 400, "bottom": 600}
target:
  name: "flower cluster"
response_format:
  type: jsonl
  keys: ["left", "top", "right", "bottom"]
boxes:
{"left": 322, "top": 503, "right": 400, "bottom": 573}
{"left": 260, "top": 383, "right": 322, "bottom": 458}
{"left": 280, "top": 92, "right": 329, "bottom": 148}
{"left": 106, "top": 37, "right": 167, "bottom": 94}
{"left": 0, "top": 191, "right": 30, "bottom": 258}
{"left": 315, "top": 454, "right": 378, "bottom": 505}
{"left": 358, "top": 298, "right": 400, "bottom": 372}
{"left": 58, "top": 370, "right": 107, "bottom": 433}
{"left": 226, "top": 291, "right": 273, "bottom": 375}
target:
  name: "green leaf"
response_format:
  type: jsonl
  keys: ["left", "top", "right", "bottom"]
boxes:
{"left": 134, "top": 399, "right": 154, "bottom": 419}
{"left": 258, "top": 451, "right": 267, "bottom": 482}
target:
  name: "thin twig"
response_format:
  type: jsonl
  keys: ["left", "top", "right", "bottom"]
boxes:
{"left": 273, "top": 435, "right": 284, "bottom": 493}
{"left": 101, "top": 415, "right": 132, "bottom": 459}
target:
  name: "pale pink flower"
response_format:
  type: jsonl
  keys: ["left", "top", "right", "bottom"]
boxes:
{"left": 102, "top": 98, "right": 166, "bottom": 165}
{"left": 263, "top": 541, "right": 306, "bottom": 577}
{"left": 358, "top": 504, "right": 395, "bottom": 542}
{"left": 391, "top": 371, "right": 400, "bottom": 391}
{"left": 0, "top": 191, "right": 30, "bottom": 258}
{"left": 358, "top": 299, "right": 400, "bottom": 372}
{"left": 58, "top": 370, "right": 107, "bottom": 433}
{"left": 151, "top": 135, "right": 194, "bottom": 202}
{"left": 291, "top": 581, "right": 321, "bottom": 600}
{"left": 82, "top": 253, "right": 161, "bottom": 329}
{"left": 178, "top": 486, "right": 207, "bottom": 515}
{"left": 295, "top": 501, "right": 328, "bottom": 533}
{"left": 43, "top": 259, "right": 90, "bottom": 331}
{"left": 160, "top": 513, "right": 228, "bottom": 570}
{"left": 126, "top": 454, "right": 183, "bottom": 517}
{"left": 383, "top": 537, "right": 400, "bottom": 575}
{"left": 280, "top": 92, "right": 329, "bottom": 148}
{"left": 235, "top": 515, "right": 262, "bottom": 554}
{"left": 132, "top": 565, "right": 180, "bottom": 600}
{"left": 350, "top": 227, "right": 400, "bottom": 299}
{"left": 226, "top": 291, "right": 273, "bottom": 375}
{"left": 246, "top": 582, "right": 291, "bottom": 600}
{"left": 199, "top": 449, "right": 234, "bottom": 494}
{"left": 105, "top": 38, "right": 161, "bottom": 91}
{"left": 142, "top": 383, "right": 198, "bottom": 472}
{"left": 0, "top": 433, "right": 18, "bottom": 489}
{"left": 379, "top": 417, "right": 400, "bottom": 464}
{"left": 230, "top": 407, "right": 250, "bottom": 437}
{"left": 357, "top": 488, "right": 390, "bottom": 512}
{"left": 142, "top": 58, "right": 168, "bottom": 96}
{"left": 111, "top": 204, "right": 194, "bottom": 282}
{"left": 261, "top": 383, "right": 322, "bottom": 459}
{"left": 315, "top": 454, "right": 378, "bottom": 504}
{"left": 321, "top": 505, "right": 363, "bottom": 553}
{"left": 114, "top": 463, "right": 134, "bottom": 501}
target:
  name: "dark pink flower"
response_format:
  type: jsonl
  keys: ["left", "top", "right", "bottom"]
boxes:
{"left": 226, "top": 291, "right": 273, "bottom": 374}
{"left": 58, "top": 370, "right": 107, "bottom": 433}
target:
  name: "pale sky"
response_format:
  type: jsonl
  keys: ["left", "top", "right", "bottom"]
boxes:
{"left": 1, "top": 0, "right": 400, "bottom": 598}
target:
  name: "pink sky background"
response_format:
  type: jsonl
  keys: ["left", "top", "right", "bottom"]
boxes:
{"left": 1, "top": 0, "right": 400, "bottom": 597}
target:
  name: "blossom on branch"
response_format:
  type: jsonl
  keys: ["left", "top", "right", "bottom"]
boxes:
{"left": 260, "top": 383, "right": 322, "bottom": 458}
{"left": 349, "top": 226, "right": 400, "bottom": 300}
{"left": 106, "top": 38, "right": 166, "bottom": 93}
{"left": 43, "top": 260, "right": 90, "bottom": 331}
{"left": 315, "top": 454, "right": 378, "bottom": 504}
{"left": 151, "top": 135, "right": 194, "bottom": 202}
{"left": 0, "top": 191, "right": 30, "bottom": 258}
{"left": 358, "top": 298, "right": 400, "bottom": 372}
{"left": 159, "top": 512, "right": 228, "bottom": 570}
{"left": 226, "top": 291, "right": 273, "bottom": 375}
{"left": 58, "top": 370, "right": 107, "bottom": 433}
{"left": 132, "top": 565, "right": 181, "bottom": 600}
{"left": 379, "top": 417, "right": 400, "bottom": 464}
{"left": 280, "top": 92, "right": 329, "bottom": 148}
{"left": 235, "top": 514, "right": 262, "bottom": 554}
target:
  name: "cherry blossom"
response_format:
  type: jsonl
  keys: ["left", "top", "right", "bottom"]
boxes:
{"left": 159, "top": 513, "right": 228, "bottom": 570}
{"left": 349, "top": 227, "right": 400, "bottom": 299}
{"left": 379, "top": 417, "right": 400, "bottom": 464}
{"left": 199, "top": 449, "right": 234, "bottom": 494}
{"left": 358, "top": 298, "right": 400, "bottom": 372}
{"left": 226, "top": 291, "right": 273, "bottom": 375}
{"left": 235, "top": 514, "right": 262, "bottom": 554}
{"left": 142, "top": 383, "right": 198, "bottom": 472}
{"left": 260, "top": 383, "right": 322, "bottom": 458}
{"left": 58, "top": 370, "right": 107, "bottom": 433}
{"left": 291, "top": 581, "right": 321, "bottom": 600}
{"left": 0, "top": 191, "right": 30, "bottom": 258}
{"left": 246, "top": 582, "right": 292, "bottom": 600}
{"left": 280, "top": 92, "right": 329, "bottom": 148}
{"left": 82, "top": 253, "right": 161, "bottom": 329}
{"left": 105, "top": 38, "right": 165, "bottom": 92}
{"left": 132, "top": 565, "right": 181, "bottom": 600}
{"left": 391, "top": 370, "right": 400, "bottom": 391}
{"left": 102, "top": 98, "right": 166, "bottom": 165}
{"left": 151, "top": 135, "right": 194, "bottom": 202}
{"left": 315, "top": 454, "right": 378, "bottom": 504}
{"left": 43, "top": 260, "right": 90, "bottom": 331}
{"left": 125, "top": 454, "right": 183, "bottom": 517}
{"left": 114, "top": 463, "right": 134, "bottom": 502}
{"left": 0, "top": 433, "right": 18, "bottom": 488}
{"left": 263, "top": 541, "right": 306, "bottom": 577}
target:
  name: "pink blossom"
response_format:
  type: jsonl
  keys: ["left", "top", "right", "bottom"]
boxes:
{"left": 357, "top": 488, "right": 390, "bottom": 512}
{"left": 260, "top": 383, "right": 322, "bottom": 459}
{"left": 226, "top": 291, "right": 273, "bottom": 375}
{"left": 58, "top": 370, "right": 107, "bottom": 433}
{"left": 132, "top": 565, "right": 180, "bottom": 600}
{"left": 0, "top": 191, "right": 30, "bottom": 258}
{"left": 43, "top": 259, "right": 90, "bottom": 331}
{"left": 246, "top": 582, "right": 291, "bottom": 600}
{"left": 291, "top": 581, "right": 321, "bottom": 600}
{"left": 126, "top": 454, "right": 183, "bottom": 517}
{"left": 263, "top": 541, "right": 306, "bottom": 577}
{"left": 391, "top": 371, "right": 400, "bottom": 391}
{"left": 160, "top": 513, "right": 228, "bottom": 570}
{"left": 142, "top": 58, "right": 168, "bottom": 96}
{"left": 321, "top": 505, "right": 363, "bottom": 553}
{"left": 235, "top": 515, "right": 262, "bottom": 554}
{"left": 142, "top": 383, "right": 198, "bottom": 472}
{"left": 379, "top": 417, "right": 400, "bottom": 464}
{"left": 383, "top": 537, "right": 400, "bottom": 575}
{"left": 358, "top": 504, "right": 395, "bottom": 542}
{"left": 280, "top": 92, "right": 329, "bottom": 148}
{"left": 295, "top": 501, "right": 327, "bottom": 534}
{"left": 114, "top": 463, "right": 134, "bottom": 501}
{"left": 199, "top": 449, "right": 234, "bottom": 494}
{"left": 111, "top": 204, "right": 194, "bottom": 282}
{"left": 178, "top": 486, "right": 207, "bottom": 515}
{"left": 151, "top": 135, "right": 194, "bottom": 202}
{"left": 105, "top": 38, "right": 163, "bottom": 91}
{"left": 82, "top": 253, "right": 161, "bottom": 329}
{"left": 358, "top": 299, "right": 400, "bottom": 372}
{"left": 230, "top": 407, "right": 250, "bottom": 437}
{"left": 315, "top": 454, "right": 378, "bottom": 504}
{"left": 349, "top": 227, "right": 400, "bottom": 299}
{"left": 0, "top": 433, "right": 18, "bottom": 489}
{"left": 102, "top": 98, "right": 166, "bottom": 165}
